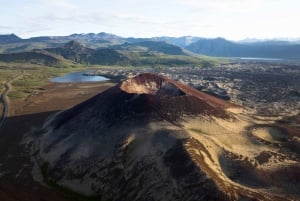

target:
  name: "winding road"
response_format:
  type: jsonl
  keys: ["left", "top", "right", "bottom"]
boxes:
{"left": 0, "top": 74, "right": 22, "bottom": 130}
{"left": 0, "top": 81, "right": 10, "bottom": 129}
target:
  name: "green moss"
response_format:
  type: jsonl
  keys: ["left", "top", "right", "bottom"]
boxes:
{"left": 0, "top": 62, "right": 91, "bottom": 100}
{"left": 7, "top": 90, "right": 30, "bottom": 99}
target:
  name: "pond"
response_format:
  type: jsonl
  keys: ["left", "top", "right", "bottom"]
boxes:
{"left": 239, "top": 57, "right": 282, "bottom": 61}
{"left": 51, "top": 71, "right": 109, "bottom": 83}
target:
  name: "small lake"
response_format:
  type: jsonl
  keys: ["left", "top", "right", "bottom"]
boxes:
{"left": 239, "top": 57, "right": 283, "bottom": 61}
{"left": 51, "top": 71, "right": 109, "bottom": 83}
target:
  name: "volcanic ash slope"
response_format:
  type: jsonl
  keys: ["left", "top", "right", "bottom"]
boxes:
{"left": 35, "top": 73, "right": 300, "bottom": 201}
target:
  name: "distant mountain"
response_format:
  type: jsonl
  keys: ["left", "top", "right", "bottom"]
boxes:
{"left": 152, "top": 36, "right": 204, "bottom": 48}
{"left": 0, "top": 42, "right": 64, "bottom": 54}
{"left": 126, "top": 36, "right": 202, "bottom": 48}
{"left": 24, "top": 32, "right": 124, "bottom": 44}
{"left": 124, "top": 36, "right": 203, "bottom": 48}
{"left": 0, "top": 33, "right": 125, "bottom": 54}
{"left": 46, "top": 40, "right": 130, "bottom": 65}
{"left": 2, "top": 33, "right": 300, "bottom": 59}
{"left": 45, "top": 40, "right": 94, "bottom": 63}
{"left": 135, "top": 41, "right": 185, "bottom": 55}
{"left": 0, "top": 34, "right": 22, "bottom": 44}
{"left": 113, "top": 41, "right": 185, "bottom": 55}
{"left": 1, "top": 40, "right": 204, "bottom": 66}
{"left": 4, "top": 31, "right": 300, "bottom": 63}
{"left": 111, "top": 41, "right": 209, "bottom": 67}
{"left": 0, "top": 41, "right": 130, "bottom": 66}
{"left": 186, "top": 38, "right": 236, "bottom": 57}
{"left": 66, "top": 32, "right": 125, "bottom": 45}
{"left": 186, "top": 38, "right": 300, "bottom": 59}
{"left": 239, "top": 38, "right": 300, "bottom": 44}
{"left": 25, "top": 36, "right": 53, "bottom": 43}
{"left": 89, "top": 48, "right": 131, "bottom": 65}
{"left": 0, "top": 50, "right": 65, "bottom": 66}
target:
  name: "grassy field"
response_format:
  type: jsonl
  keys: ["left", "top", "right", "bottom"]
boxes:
{"left": 0, "top": 61, "right": 120, "bottom": 201}
{"left": 0, "top": 52, "right": 225, "bottom": 100}
{"left": 0, "top": 62, "right": 85, "bottom": 99}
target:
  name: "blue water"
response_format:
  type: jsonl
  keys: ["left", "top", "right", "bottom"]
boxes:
{"left": 239, "top": 57, "right": 282, "bottom": 61}
{"left": 51, "top": 71, "right": 109, "bottom": 83}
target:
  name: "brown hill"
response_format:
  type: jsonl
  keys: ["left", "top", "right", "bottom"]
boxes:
{"left": 33, "top": 73, "right": 300, "bottom": 201}
{"left": 49, "top": 73, "right": 236, "bottom": 129}
{"left": 0, "top": 50, "right": 65, "bottom": 65}
{"left": 45, "top": 41, "right": 130, "bottom": 65}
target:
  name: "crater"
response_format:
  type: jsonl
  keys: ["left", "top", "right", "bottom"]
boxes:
{"left": 120, "top": 73, "right": 185, "bottom": 96}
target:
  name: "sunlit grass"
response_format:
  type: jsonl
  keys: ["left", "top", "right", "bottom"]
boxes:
{"left": 0, "top": 62, "right": 87, "bottom": 99}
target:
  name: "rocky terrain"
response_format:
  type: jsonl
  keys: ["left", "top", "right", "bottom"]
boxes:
{"left": 93, "top": 61, "right": 300, "bottom": 116}
{"left": 31, "top": 73, "right": 300, "bottom": 201}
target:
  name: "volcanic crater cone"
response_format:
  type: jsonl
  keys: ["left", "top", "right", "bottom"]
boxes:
{"left": 34, "top": 73, "right": 300, "bottom": 201}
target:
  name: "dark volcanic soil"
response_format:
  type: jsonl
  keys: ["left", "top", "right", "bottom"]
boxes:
{"left": 36, "top": 73, "right": 299, "bottom": 201}
{"left": 0, "top": 81, "right": 115, "bottom": 201}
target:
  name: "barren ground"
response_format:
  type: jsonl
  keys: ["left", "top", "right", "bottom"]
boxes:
{"left": 0, "top": 62, "right": 299, "bottom": 200}
{"left": 0, "top": 81, "right": 116, "bottom": 201}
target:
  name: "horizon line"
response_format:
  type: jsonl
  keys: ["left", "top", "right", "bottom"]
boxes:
{"left": 1, "top": 32, "right": 300, "bottom": 42}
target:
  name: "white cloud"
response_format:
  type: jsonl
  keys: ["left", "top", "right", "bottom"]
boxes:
{"left": 175, "top": 0, "right": 264, "bottom": 12}
{"left": 39, "top": 0, "right": 77, "bottom": 11}
{"left": 2, "top": 0, "right": 300, "bottom": 39}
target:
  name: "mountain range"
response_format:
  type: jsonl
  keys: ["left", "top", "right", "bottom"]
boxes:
{"left": 0, "top": 37, "right": 212, "bottom": 67}
{"left": 186, "top": 37, "right": 300, "bottom": 59}
{"left": 1, "top": 33, "right": 300, "bottom": 60}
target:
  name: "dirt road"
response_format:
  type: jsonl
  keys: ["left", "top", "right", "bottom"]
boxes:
{"left": 0, "top": 74, "right": 22, "bottom": 129}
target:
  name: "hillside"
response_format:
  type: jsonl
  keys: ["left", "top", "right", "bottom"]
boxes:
{"left": 152, "top": 36, "right": 204, "bottom": 47}
{"left": 0, "top": 40, "right": 213, "bottom": 67}
{"left": 0, "top": 41, "right": 131, "bottom": 66}
{"left": 45, "top": 40, "right": 189, "bottom": 66}
{"left": 113, "top": 41, "right": 185, "bottom": 55}
{"left": 186, "top": 38, "right": 300, "bottom": 59}
{"left": 45, "top": 40, "right": 130, "bottom": 65}
{"left": 0, "top": 34, "right": 22, "bottom": 44}
{"left": 0, "top": 50, "right": 66, "bottom": 66}
{"left": 0, "top": 33, "right": 125, "bottom": 53}
{"left": 45, "top": 40, "right": 94, "bottom": 62}
{"left": 33, "top": 73, "right": 300, "bottom": 201}
{"left": 1, "top": 33, "right": 300, "bottom": 59}
{"left": 127, "top": 41, "right": 184, "bottom": 55}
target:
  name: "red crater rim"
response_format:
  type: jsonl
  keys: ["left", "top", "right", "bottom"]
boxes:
{"left": 120, "top": 73, "right": 238, "bottom": 109}
{"left": 120, "top": 73, "right": 185, "bottom": 96}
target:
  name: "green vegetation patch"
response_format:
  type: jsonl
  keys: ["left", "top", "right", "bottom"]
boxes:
{"left": 0, "top": 62, "right": 86, "bottom": 99}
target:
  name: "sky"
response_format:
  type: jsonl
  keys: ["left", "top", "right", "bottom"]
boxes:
{"left": 1, "top": 0, "right": 300, "bottom": 41}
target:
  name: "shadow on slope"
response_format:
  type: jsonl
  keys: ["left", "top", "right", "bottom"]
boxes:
{"left": 0, "top": 111, "right": 73, "bottom": 201}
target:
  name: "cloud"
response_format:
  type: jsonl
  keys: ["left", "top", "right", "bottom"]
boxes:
{"left": 175, "top": 0, "right": 264, "bottom": 12}
{"left": 27, "top": 7, "right": 176, "bottom": 31}
{"left": 0, "top": 0, "right": 13, "bottom": 3}
{"left": 0, "top": 25, "right": 15, "bottom": 29}
{"left": 0, "top": 26, "right": 17, "bottom": 34}
{"left": 38, "top": 0, "right": 77, "bottom": 11}
{"left": 2, "top": 0, "right": 300, "bottom": 39}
